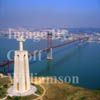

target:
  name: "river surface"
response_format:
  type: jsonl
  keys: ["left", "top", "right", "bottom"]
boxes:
{"left": 0, "top": 38, "right": 100, "bottom": 90}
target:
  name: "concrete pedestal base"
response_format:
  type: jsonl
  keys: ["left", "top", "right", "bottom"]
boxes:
{"left": 47, "top": 56, "right": 53, "bottom": 60}
{"left": 7, "top": 85, "right": 37, "bottom": 97}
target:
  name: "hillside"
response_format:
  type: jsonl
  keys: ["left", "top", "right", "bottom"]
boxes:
{"left": 0, "top": 76, "right": 100, "bottom": 100}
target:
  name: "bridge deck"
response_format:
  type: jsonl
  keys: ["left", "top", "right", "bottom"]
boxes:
{"left": 0, "top": 37, "right": 88, "bottom": 67}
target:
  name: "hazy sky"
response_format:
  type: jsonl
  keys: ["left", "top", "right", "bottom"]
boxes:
{"left": 0, "top": 0, "right": 100, "bottom": 28}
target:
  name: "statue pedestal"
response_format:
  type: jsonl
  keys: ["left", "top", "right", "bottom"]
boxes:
{"left": 14, "top": 51, "right": 31, "bottom": 92}
{"left": 7, "top": 37, "right": 37, "bottom": 96}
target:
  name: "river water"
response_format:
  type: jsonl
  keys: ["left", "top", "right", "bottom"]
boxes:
{"left": 0, "top": 38, "right": 100, "bottom": 90}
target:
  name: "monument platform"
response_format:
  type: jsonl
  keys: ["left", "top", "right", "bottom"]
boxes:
{"left": 7, "top": 85, "right": 37, "bottom": 97}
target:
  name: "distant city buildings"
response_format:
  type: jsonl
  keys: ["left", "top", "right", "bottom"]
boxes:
{"left": 0, "top": 28, "right": 100, "bottom": 43}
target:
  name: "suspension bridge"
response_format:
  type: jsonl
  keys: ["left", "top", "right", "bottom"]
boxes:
{"left": 0, "top": 33, "right": 89, "bottom": 73}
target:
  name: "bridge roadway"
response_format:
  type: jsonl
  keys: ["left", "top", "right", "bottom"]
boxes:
{"left": 0, "top": 37, "right": 88, "bottom": 67}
